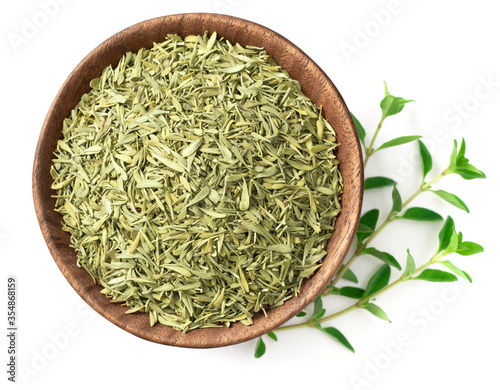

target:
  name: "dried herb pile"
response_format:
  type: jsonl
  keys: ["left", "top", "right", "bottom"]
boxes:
{"left": 51, "top": 32, "right": 342, "bottom": 332}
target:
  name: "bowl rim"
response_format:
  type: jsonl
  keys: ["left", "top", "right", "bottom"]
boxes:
{"left": 32, "top": 12, "right": 364, "bottom": 348}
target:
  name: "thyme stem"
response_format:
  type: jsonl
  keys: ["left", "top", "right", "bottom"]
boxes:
{"left": 330, "top": 169, "right": 447, "bottom": 286}
{"left": 275, "top": 252, "right": 444, "bottom": 332}
{"left": 363, "top": 118, "right": 384, "bottom": 168}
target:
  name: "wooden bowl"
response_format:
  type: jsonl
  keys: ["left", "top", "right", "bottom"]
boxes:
{"left": 32, "top": 13, "right": 363, "bottom": 348}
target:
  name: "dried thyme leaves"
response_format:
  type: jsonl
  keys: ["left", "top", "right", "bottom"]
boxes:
{"left": 50, "top": 32, "right": 342, "bottom": 332}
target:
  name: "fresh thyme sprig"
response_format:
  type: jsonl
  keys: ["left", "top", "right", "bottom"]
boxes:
{"left": 254, "top": 82, "right": 486, "bottom": 358}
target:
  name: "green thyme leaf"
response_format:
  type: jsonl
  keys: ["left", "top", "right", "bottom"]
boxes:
{"left": 380, "top": 95, "right": 401, "bottom": 119}
{"left": 379, "top": 81, "right": 414, "bottom": 120}
{"left": 418, "top": 140, "right": 433, "bottom": 181}
{"left": 438, "top": 260, "right": 472, "bottom": 283}
{"left": 397, "top": 207, "right": 443, "bottom": 222}
{"left": 313, "top": 296, "right": 323, "bottom": 314}
{"left": 364, "top": 176, "right": 397, "bottom": 190}
{"left": 363, "top": 302, "right": 391, "bottom": 322}
{"left": 453, "top": 165, "right": 487, "bottom": 180}
{"left": 338, "top": 265, "right": 358, "bottom": 283}
{"left": 363, "top": 264, "right": 391, "bottom": 298}
{"left": 376, "top": 136, "right": 422, "bottom": 152}
{"left": 454, "top": 168, "right": 485, "bottom": 180}
{"left": 457, "top": 137, "right": 467, "bottom": 162}
{"left": 438, "top": 216, "right": 455, "bottom": 253}
{"left": 412, "top": 269, "right": 458, "bottom": 283}
{"left": 357, "top": 209, "right": 380, "bottom": 246}
{"left": 403, "top": 249, "right": 416, "bottom": 277}
{"left": 443, "top": 232, "right": 459, "bottom": 255}
{"left": 383, "top": 80, "right": 390, "bottom": 97}
{"left": 448, "top": 139, "right": 486, "bottom": 180}
{"left": 361, "top": 248, "right": 401, "bottom": 270}
{"left": 316, "top": 325, "right": 355, "bottom": 353}
{"left": 351, "top": 112, "right": 366, "bottom": 147}
{"left": 311, "top": 296, "right": 325, "bottom": 320}
{"left": 390, "top": 185, "right": 402, "bottom": 215}
{"left": 431, "top": 189, "right": 469, "bottom": 213}
{"left": 356, "top": 224, "right": 374, "bottom": 234}
{"left": 443, "top": 229, "right": 459, "bottom": 255}
{"left": 456, "top": 241, "right": 484, "bottom": 256}
{"left": 449, "top": 139, "right": 458, "bottom": 171}
{"left": 254, "top": 337, "right": 266, "bottom": 358}
{"left": 380, "top": 81, "right": 414, "bottom": 119}
{"left": 267, "top": 331, "right": 278, "bottom": 342}
{"left": 337, "top": 286, "right": 365, "bottom": 299}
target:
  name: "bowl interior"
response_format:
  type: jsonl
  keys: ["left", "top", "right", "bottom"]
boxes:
{"left": 32, "top": 13, "right": 363, "bottom": 348}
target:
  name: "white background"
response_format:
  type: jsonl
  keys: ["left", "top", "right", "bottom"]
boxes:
{"left": 1, "top": 0, "right": 499, "bottom": 389}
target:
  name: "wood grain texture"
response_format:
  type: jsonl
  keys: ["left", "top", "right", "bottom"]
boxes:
{"left": 32, "top": 13, "right": 363, "bottom": 348}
